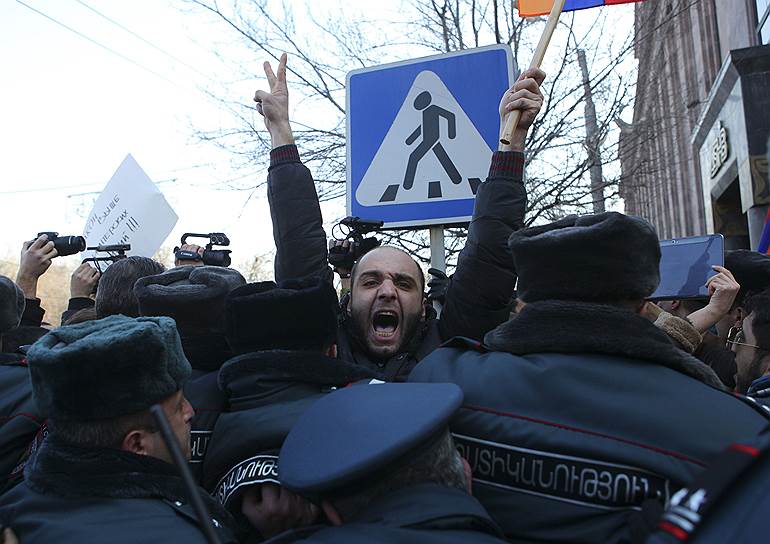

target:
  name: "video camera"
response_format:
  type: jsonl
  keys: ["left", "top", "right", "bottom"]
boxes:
{"left": 32, "top": 232, "right": 86, "bottom": 257}
{"left": 81, "top": 243, "right": 131, "bottom": 268}
{"left": 81, "top": 244, "right": 131, "bottom": 293}
{"left": 173, "top": 233, "right": 232, "bottom": 267}
{"left": 329, "top": 216, "right": 383, "bottom": 271}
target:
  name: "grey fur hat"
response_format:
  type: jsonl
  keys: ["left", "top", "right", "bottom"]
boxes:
{"left": 0, "top": 276, "right": 25, "bottom": 333}
{"left": 134, "top": 265, "right": 246, "bottom": 335}
{"left": 509, "top": 212, "right": 661, "bottom": 303}
{"left": 27, "top": 314, "right": 191, "bottom": 420}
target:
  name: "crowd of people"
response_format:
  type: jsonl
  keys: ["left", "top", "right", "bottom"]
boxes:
{"left": 1, "top": 54, "right": 770, "bottom": 543}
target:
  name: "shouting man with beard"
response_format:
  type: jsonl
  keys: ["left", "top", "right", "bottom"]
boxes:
{"left": 257, "top": 53, "right": 543, "bottom": 379}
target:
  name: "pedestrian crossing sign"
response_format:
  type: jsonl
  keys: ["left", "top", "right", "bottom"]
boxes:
{"left": 346, "top": 45, "right": 515, "bottom": 228}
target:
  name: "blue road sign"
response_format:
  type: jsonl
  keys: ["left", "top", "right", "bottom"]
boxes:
{"left": 346, "top": 45, "right": 515, "bottom": 228}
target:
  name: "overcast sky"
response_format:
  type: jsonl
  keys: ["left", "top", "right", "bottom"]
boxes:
{"left": 1, "top": 0, "right": 635, "bottom": 273}
{"left": 2, "top": 0, "right": 325, "bottom": 271}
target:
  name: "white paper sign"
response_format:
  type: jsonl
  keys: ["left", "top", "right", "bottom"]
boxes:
{"left": 81, "top": 154, "right": 178, "bottom": 261}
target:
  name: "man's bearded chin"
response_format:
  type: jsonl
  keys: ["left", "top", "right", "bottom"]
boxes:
{"left": 351, "top": 306, "right": 423, "bottom": 361}
{"left": 738, "top": 353, "right": 767, "bottom": 395}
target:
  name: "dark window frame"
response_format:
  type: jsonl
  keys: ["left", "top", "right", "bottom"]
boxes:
{"left": 757, "top": 0, "right": 770, "bottom": 44}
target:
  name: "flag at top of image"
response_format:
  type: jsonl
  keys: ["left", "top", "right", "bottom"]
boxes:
{"left": 519, "top": 0, "right": 642, "bottom": 17}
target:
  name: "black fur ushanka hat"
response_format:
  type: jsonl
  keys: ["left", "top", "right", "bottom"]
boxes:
{"left": 509, "top": 212, "right": 661, "bottom": 303}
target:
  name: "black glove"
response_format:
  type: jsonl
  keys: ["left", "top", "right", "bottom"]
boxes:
{"left": 426, "top": 268, "right": 451, "bottom": 304}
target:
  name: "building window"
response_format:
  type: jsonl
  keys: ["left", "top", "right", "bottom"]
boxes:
{"left": 757, "top": 0, "right": 770, "bottom": 44}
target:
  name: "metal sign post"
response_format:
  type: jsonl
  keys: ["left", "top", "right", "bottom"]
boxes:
{"left": 429, "top": 225, "right": 446, "bottom": 316}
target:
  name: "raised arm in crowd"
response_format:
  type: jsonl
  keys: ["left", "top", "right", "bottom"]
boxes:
{"left": 258, "top": 53, "right": 544, "bottom": 380}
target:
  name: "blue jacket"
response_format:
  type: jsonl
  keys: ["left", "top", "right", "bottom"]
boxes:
{"left": 748, "top": 374, "right": 770, "bottom": 399}
{"left": 265, "top": 483, "right": 507, "bottom": 543}
{"left": 409, "top": 300, "right": 770, "bottom": 543}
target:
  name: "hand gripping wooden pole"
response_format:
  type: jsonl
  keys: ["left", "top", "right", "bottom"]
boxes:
{"left": 500, "top": 0, "right": 566, "bottom": 145}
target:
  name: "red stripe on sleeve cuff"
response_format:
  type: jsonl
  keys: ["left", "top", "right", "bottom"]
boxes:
{"left": 489, "top": 151, "right": 525, "bottom": 180}
{"left": 269, "top": 145, "right": 301, "bottom": 168}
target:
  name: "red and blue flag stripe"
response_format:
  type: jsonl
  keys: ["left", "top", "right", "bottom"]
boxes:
{"left": 519, "top": 0, "right": 642, "bottom": 17}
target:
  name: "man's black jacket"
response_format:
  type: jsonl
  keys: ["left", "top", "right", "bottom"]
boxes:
{"left": 267, "top": 145, "right": 525, "bottom": 380}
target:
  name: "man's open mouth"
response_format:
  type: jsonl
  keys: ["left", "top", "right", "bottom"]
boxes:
{"left": 372, "top": 310, "right": 399, "bottom": 339}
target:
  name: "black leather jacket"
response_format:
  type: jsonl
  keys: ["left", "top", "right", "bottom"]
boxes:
{"left": 267, "top": 145, "right": 526, "bottom": 380}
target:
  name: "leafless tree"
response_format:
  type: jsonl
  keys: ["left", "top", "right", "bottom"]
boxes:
{"left": 185, "top": 0, "right": 649, "bottom": 267}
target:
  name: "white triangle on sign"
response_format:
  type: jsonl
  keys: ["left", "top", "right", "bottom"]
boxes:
{"left": 355, "top": 70, "right": 493, "bottom": 207}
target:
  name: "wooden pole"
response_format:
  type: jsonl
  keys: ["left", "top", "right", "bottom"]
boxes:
{"left": 499, "top": 0, "right": 566, "bottom": 145}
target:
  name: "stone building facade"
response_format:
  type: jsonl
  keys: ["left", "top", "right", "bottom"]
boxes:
{"left": 620, "top": 0, "right": 770, "bottom": 249}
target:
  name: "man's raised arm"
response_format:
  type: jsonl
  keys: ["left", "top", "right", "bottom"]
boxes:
{"left": 256, "top": 53, "right": 333, "bottom": 284}
{"left": 439, "top": 69, "right": 545, "bottom": 341}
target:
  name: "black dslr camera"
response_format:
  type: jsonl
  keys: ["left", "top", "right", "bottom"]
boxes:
{"left": 328, "top": 217, "right": 383, "bottom": 272}
{"left": 173, "top": 233, "right": 232, "bottom": 267}
{"left": 33, "top": 232, "right": 86, "bottom": 257}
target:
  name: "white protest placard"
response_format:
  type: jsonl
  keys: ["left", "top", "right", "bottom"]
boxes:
{"left": 81, "top": 154, "right": 178, "bottom": 261}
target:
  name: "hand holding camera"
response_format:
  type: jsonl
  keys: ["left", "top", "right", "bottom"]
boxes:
{"left": 173, "top": 233, "right": 232, "bottom": 268}
{"left": 328, "top": 217, "right": 383, "bottom": 278}
{"left": 70, "top": 263, "right": 101, "bottom": 299}
{"left": 16, "top": 234, "right": 58, "bottom": 298}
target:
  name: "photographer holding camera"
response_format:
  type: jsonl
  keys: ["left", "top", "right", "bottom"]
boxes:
{"left": 256, "top": 53, "right": 541, "bottom": 380}
{"left": 15, "top": 235, "right": 57, "bottom": 327}
{"left": 57, "top": 263, "right": 101, "bottom": 325}
{"left": 13, "top": 233, "right": 87, "bottom": 328}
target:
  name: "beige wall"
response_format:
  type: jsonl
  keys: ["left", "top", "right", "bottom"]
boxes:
{"left": 716, "top": 0, "right": 758, "bottom": 58}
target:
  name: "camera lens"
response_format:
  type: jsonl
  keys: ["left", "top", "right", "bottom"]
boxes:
{"left": 54, "top": 236, "right": 87, "bottom": 257}
{"left": 202, "top": 249, "right": 231, "bottom": 267}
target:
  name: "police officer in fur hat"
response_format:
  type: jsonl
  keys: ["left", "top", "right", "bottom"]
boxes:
{"left": 134, "top": 264, "right": 246, "bottom": 482}
{"left": 263, "top": 382, "right": 506, "bottom": 543}
{"left": 202, "top": 277, "right": 379, "bottom": 541}
{"left": 0, "top": 315, "right": 238, "bottom": 543}
{"left": 0, "top": 276, "right": 43, "bottom": 492}
{"left": 410, "top": 212, "right": 770, "bottom": 544}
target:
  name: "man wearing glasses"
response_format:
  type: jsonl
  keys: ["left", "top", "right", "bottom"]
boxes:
{"left": 728, "top": 288, "right": 770, "bottom": 398}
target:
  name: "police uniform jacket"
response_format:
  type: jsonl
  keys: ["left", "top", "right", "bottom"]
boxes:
{"left": 181, "top": 336, "right": 237, "bottom": 482}
{"left": 202, "top": 350, "right": 378, "bottom": 526}
{"left": 0, "top": 353, "right": 43, "bottom": 493}
{"left": 185, "top": 369, "right": 227, "bottom": 482}
{"left": 0, "top": 436, "right": 238, "bottom": 543}
{"left": 267, "top": 144, "right": 526, "bottom": 381}
{"left": 409, "top": 300, "right": 770, "bottom": 544}
{"left": 265, "top": 483, "right": 507, "bottom": 544}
